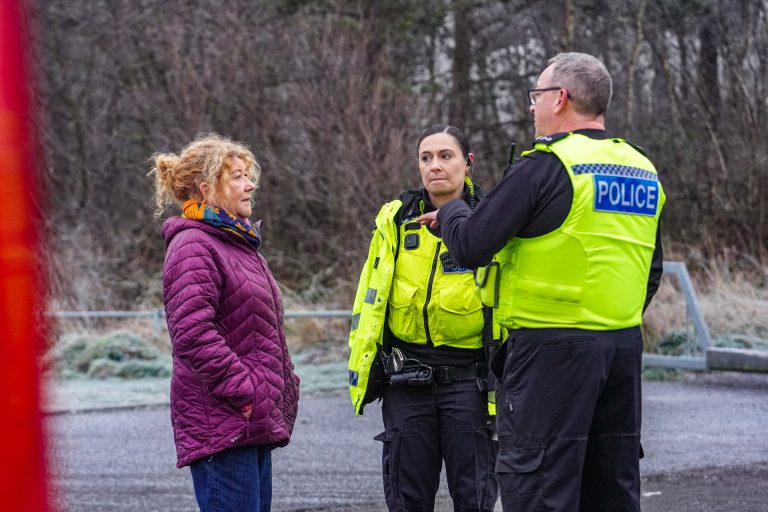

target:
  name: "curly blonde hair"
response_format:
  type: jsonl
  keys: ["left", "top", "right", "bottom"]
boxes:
{"left": 149, "top": 133, "right": 261, "bottom": 218}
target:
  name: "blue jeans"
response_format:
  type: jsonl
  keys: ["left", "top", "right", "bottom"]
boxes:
{"left": 190, "top": 444, "right": 272, "bottom": 512}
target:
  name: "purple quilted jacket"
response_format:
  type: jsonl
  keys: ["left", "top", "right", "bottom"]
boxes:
{"left": 162, "top": 217, "right": 300, "bottom": 468}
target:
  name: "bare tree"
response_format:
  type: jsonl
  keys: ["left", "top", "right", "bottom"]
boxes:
{"left": 30, "top": 0, "right": 768, "bottom": 309}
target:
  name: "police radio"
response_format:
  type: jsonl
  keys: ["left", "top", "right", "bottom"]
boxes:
{"left": 508, "top": 142, "right": 517, "bottom": 165}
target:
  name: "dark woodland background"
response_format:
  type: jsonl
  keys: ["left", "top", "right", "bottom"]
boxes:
{"left": 27, "top": 0, "right": 768, "bottom": 309}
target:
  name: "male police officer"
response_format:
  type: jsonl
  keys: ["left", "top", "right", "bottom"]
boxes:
{"left": 418, "top": 53, "right": 664, "bottom": 511}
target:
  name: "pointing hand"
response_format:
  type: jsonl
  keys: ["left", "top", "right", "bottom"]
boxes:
{"left": 416, "top": 210, "right": 439, "bottom": 229}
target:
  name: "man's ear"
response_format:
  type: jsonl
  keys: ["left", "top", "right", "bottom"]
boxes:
{"left": 554, "top": 89, "right": 569, "bottom": 114}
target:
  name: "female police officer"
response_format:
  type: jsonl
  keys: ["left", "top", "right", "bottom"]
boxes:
{"left": 348, "top": 125, "right": 498, "bottom": 512}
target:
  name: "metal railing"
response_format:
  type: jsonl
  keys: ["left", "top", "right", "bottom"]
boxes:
{"left": 52, "top": 309, "right": 352, "bottom": 319}
{"left": 641, "top": 261, "right": 711, "bottom": 370}
{"left": 51, "top": 308, "right": 353, "bottom": 334}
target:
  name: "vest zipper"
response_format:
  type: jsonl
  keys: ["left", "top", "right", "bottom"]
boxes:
{"left": 423, "top": 241, "right": 441, "bottom": 346}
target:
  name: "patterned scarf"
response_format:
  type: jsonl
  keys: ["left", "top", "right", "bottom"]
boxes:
{"left": 182, "top": 200, "right": 261, "bottom": 249}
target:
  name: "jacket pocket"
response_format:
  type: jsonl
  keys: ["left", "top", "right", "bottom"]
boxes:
{"left": 437, "top": 280, "right": 484, "bottom": 315}
{"left": 495, "top": 446, "right": 544, "bottom": 474}
{"left": 435, "top": 284, "right": 484, "bottom": 342}
{"left": 387, "top": 280, "right": 419, "bottom": 340}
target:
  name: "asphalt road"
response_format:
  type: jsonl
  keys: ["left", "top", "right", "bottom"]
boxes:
{"left": 48, "top": 373, "right": 768, "bottom": 511}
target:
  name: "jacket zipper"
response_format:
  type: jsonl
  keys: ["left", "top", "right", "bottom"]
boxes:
{"left": 423, "top": 241, "right": 441, "bottom": 346}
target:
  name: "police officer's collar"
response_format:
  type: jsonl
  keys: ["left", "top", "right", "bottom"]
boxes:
{"left": 534, "top": 129, "right": 609, "bottom": 145}
{"left": 419, "top": 182, "right": 478, "bottom": 212}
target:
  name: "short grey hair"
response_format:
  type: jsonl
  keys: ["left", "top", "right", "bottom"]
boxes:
{"left": 548, "top": 52, "right": 612, "bottom": 117}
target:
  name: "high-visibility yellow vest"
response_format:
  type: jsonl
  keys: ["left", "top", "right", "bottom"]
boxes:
{"left": 493, "top": 133, "right": 665, "bottom": 330}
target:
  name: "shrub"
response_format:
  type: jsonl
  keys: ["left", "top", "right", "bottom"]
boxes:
{"left": 45, "top": 330, "right": 171, "bottom": 379}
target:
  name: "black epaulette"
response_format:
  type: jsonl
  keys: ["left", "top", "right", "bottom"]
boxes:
{"left": 625, "top": 139, "right": 649, "bottom": 157}
{"left": 533, "top": 132, "right": 571, "bottom": 145}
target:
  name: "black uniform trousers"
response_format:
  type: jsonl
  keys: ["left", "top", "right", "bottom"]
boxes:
{"left": 377, "top": 379, "right": 498, "bottom": 512}
{"left": 494, "top": 327, "right": 643, "bottom": 512}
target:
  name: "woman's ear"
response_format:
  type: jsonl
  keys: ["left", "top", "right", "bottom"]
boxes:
{"left": 198, "top": 182, "right": 209, "bottom": 203}
{"left": 466, "top": 152, "right": 475, "bottom": 174}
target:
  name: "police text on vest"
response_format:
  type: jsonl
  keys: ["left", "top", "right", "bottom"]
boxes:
{"left": 593, "top": 175, "right": 659, "bottom": 216}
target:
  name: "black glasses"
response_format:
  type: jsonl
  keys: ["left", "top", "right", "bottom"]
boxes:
{"left": 528, "top": 86, "right": 567, "bottom": 105}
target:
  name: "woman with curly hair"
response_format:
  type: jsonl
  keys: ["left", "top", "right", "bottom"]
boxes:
{"left": 150, "top": 133, "right": 300, "bottom": 512}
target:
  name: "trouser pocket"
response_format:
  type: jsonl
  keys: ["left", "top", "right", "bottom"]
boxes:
{"left": 374, "top": 430, "right": 401, "bottom": 511}
{"left": 376, "top": 428, "right": 445, "bottom": 512}
{"left": 495, "top": 445, "right": 545, "bottom": 512}
{"left": 465, "top": 430, "right": 499, "bottom": 512}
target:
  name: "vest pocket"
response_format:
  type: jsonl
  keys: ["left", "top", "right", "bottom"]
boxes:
{"left": 474, "top": 261, "right": 500, "bottom": 308}
{"left": 517, "top": 278, "right": 582, "bottom": 304}
{"left": 513, "top": 277, "right": 583, "bottom": 324}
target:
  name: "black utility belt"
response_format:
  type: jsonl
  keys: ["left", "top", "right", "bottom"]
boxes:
{"left": 388, "top": 362, "right": 487, "bottom": 387}
{"left": 434, "top": 364, "right": 486, "bottom": 384}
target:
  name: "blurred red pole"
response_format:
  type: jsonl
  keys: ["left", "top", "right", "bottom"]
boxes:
{"left": 0, "top": 1, "right": 50, "bottom": 511}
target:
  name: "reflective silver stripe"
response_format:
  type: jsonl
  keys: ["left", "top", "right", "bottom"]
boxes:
{"left": 572, "top": 163, "right": 658, "bottom": 181}
{"left": 351, "top": 313, "right": 361, "bottom": 331}
{"left": 364, "top": 288, "right": 377, "bottom": 304}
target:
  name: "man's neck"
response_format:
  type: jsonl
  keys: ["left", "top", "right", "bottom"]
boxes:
{"left": 554, "top": 118, "right": 605, "bottom": 134}
{"left": 542, "top": 109, "right": 606, "bottom": 136}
